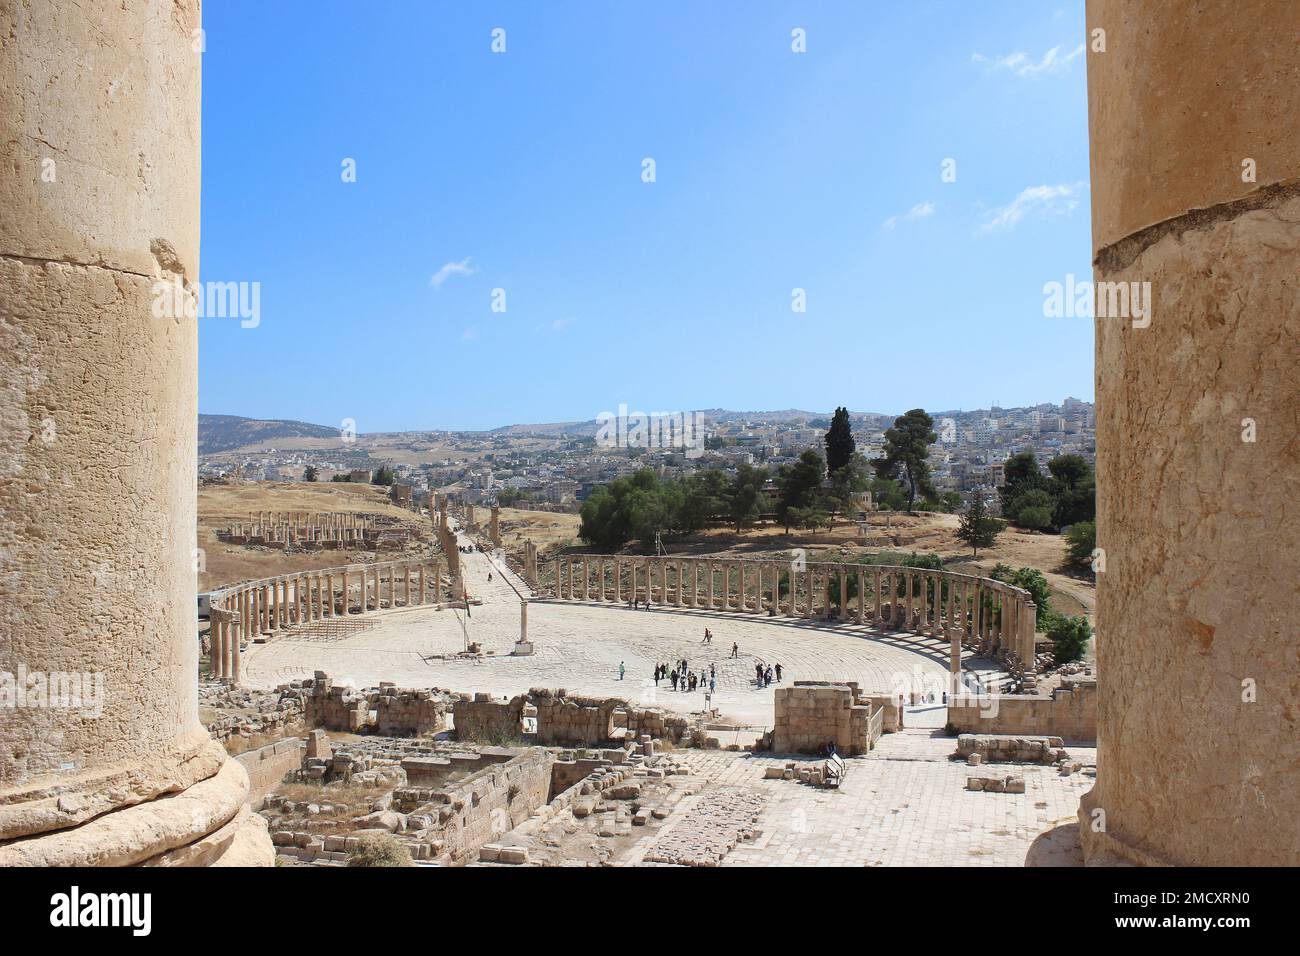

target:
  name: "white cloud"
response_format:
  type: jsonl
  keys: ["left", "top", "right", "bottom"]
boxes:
{"left": 536, "top": 317, "right": 576, "bottom": 333}
{"left": 430, "top": 257, "right": 475, "bottom": 288}
{"left": 979, "top": 182, "right": 1086, "bottom": 233}
{"left": 972, "top": 43, "right": 1084, "bottom": 78}
{"left": 882, "top": 201, "right": 936, "bottom": 230}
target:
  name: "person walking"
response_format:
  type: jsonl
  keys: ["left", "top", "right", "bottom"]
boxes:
{"left": 619, "top": 661, "right": 625, "bottom": 681}
{"left": 731, "top": 642, "right": 739, "bottom": 659}
{"left": 774, "top": 663, "right": 783, "bottom": 682}
{"left": 670, "top": 668, "right": 678, "bottom": 691}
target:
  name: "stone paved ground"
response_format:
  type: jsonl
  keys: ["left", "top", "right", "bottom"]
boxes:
{"left": 677, "top": 731, "right": 1096, "bottom": 866}
{"left": 242, "top": 534, "right": 954, "bottom": 727}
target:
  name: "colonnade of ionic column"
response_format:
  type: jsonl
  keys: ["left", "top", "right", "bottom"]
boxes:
{"left": 548, "top": 555, "right": 1036, "bottom": 681}
{"left": 208, "top": 558, "right": 453, "bottom": 684}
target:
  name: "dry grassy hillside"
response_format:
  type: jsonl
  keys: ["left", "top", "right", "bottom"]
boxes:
{"left": 197, "top": 481, "right": 429, "bottom": 591}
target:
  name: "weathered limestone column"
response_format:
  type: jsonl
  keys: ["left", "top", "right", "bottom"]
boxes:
{"left": 0, "top": 0, "right": 271, "bottom": 860}
{"left": 416, "top": 564, "right": 424, "bottom": 606}
{"left": 1078, "top": 0, "right": 1300, "bottom": 866}
{"left": 403, "top": 564, "right": 411, "bottom": 606}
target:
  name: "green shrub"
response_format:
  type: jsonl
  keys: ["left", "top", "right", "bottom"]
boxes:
{"left": 348, "top": 833, "right": 414, "bottom": 867}
{"left": 1064, "top": 520, "right": 1096, "bottom": 571}
{"left": 1048, "top": 615, "right": 1091, "bottom": 665}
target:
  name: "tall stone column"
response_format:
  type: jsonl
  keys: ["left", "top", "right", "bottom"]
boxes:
{"left": 1081, "top": 4, "right": 1300, "bottom": 865}
{"left": 0, "top": 0, "right": 271, "bottom": 865}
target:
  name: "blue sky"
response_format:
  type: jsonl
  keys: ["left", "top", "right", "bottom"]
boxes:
{"left": 199, "top": 1, "right": 1093, "bottom": 432}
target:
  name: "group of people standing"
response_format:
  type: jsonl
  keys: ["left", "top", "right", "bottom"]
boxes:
{"left": 653, "top": 659, "right": 715, "bottom": 694}
{"left": 754, "top": 661, "right": 782, "bottom": 687}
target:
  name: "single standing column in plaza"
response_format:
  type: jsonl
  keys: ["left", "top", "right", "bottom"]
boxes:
{"left": 404, "top": 564, "right": 411, "bottom": 606}
{"left": 707, "top": 561, "right": 715, "bottom": 608}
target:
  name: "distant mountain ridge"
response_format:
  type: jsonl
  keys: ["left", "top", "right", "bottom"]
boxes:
{"left": 198, "top": 414, "right": 339, "bottom": 454}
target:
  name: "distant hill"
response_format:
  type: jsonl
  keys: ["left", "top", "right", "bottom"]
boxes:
{"left": 198, "top": 414, "right": 339, "bottom": 454}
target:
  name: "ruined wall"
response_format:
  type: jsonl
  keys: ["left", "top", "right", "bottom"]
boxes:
{"left": 453, "top": 693, "right": 527, "bottom": 742}
{"left": 453, "top": 689, "right": 693, "bottom": 748}
{"left": 291, "top": 674, "right": 452, "bottom": 736}
{"left": 947, "top": 682, "right": 1097, "bottom": 743}
{"left": 772, "top": 683, "right": 874, "bottom": 756}
{"left": 1080, "top": 0, "right": 1300, "bottom": 866}
{"left": 393, "top": 748, "right": 554, "bottom": 864}
{"left": 235, "top": 738, "right": 304, "bottom": 803}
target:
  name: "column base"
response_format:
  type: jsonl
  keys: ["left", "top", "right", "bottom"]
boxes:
{"left": 0, "top": 751, "right": 273, "bottom": 867}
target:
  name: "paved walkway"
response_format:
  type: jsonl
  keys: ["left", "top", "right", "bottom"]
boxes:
{"left": 683, "top": 732, "right": 1095, "bottom": 866}
{"left": 241, "top": 538, "right": 953, "bottom": 727}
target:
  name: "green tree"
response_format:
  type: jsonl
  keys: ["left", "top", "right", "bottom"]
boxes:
{"left": 372, "top": 466, "right": 395, "bottom": 486}
{"left": 1048, "top": 615, "right": 1091, "bottom": 665}
{"left": 825, "top": 453, "right": 870, "bottom": 528}
{"left": 823, "top": 406, "right": 856, "bottom": 474}
{"left": 1064, "top": 520, "right": 1096, "bottom": 572}
{"left": 939, "top": 491, "right": 964, "bottom": 513}
{"left": 956, "top": 491, "right": 1005, "bottom": 557}
{"left": 870, "top": 475, "right": 909, "bottom": 511}
{"left": 1048, "top": 454, "right": 1096, "bottom": 528}
{"left": 872, "top": 408, "right": 937, "bottom": 512}
{"left": 1010, "top": 488, "right": 1055, "bottom": 530}
{"left": 726, "top": 463, "right": 768, "bottom": 532}
{"left": 775, "top": 449, "right": 826, "bottom": 533}
{"left": 990, "top": 564, "right": 1053, "bottom": 621}
{"left": 303, "top": 465, "right": 318, "bottom": 482}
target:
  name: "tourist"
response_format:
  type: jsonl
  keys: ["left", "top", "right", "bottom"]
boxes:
{"left": 755, "top": 662, "right": 763, "bottom": 685}
{"left": 619, "top": 661, "right": 625, "bottom": 681}
{"left": 709, "top": 663, "right": 715, "bottom": 680}
{"left": 709, "top": 675, "right": 716, "bottom": 693}
{"left": 731, "top": 642, "right": 739, "bottom": 658}
{"left": 765, "top": 666, "right": 773, "bottom": 687}
{"left": 774, "top": 663, "right": 782, "bottom": 682}
{"left": 654, "top": 665, "right": 661, "bottom": 686}
{"left": 670, "top": 668, "right": 678, "bottom": 690}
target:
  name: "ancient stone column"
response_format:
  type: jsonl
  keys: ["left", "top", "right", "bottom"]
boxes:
{"left": 416, "top": 565, "right": 424, "bottom": 606}
{"left": 1078, "top": 1, "right": 1299, "bottom": 865}
{"left": 0, "top": 0, "right": 271, "bottom": 859}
